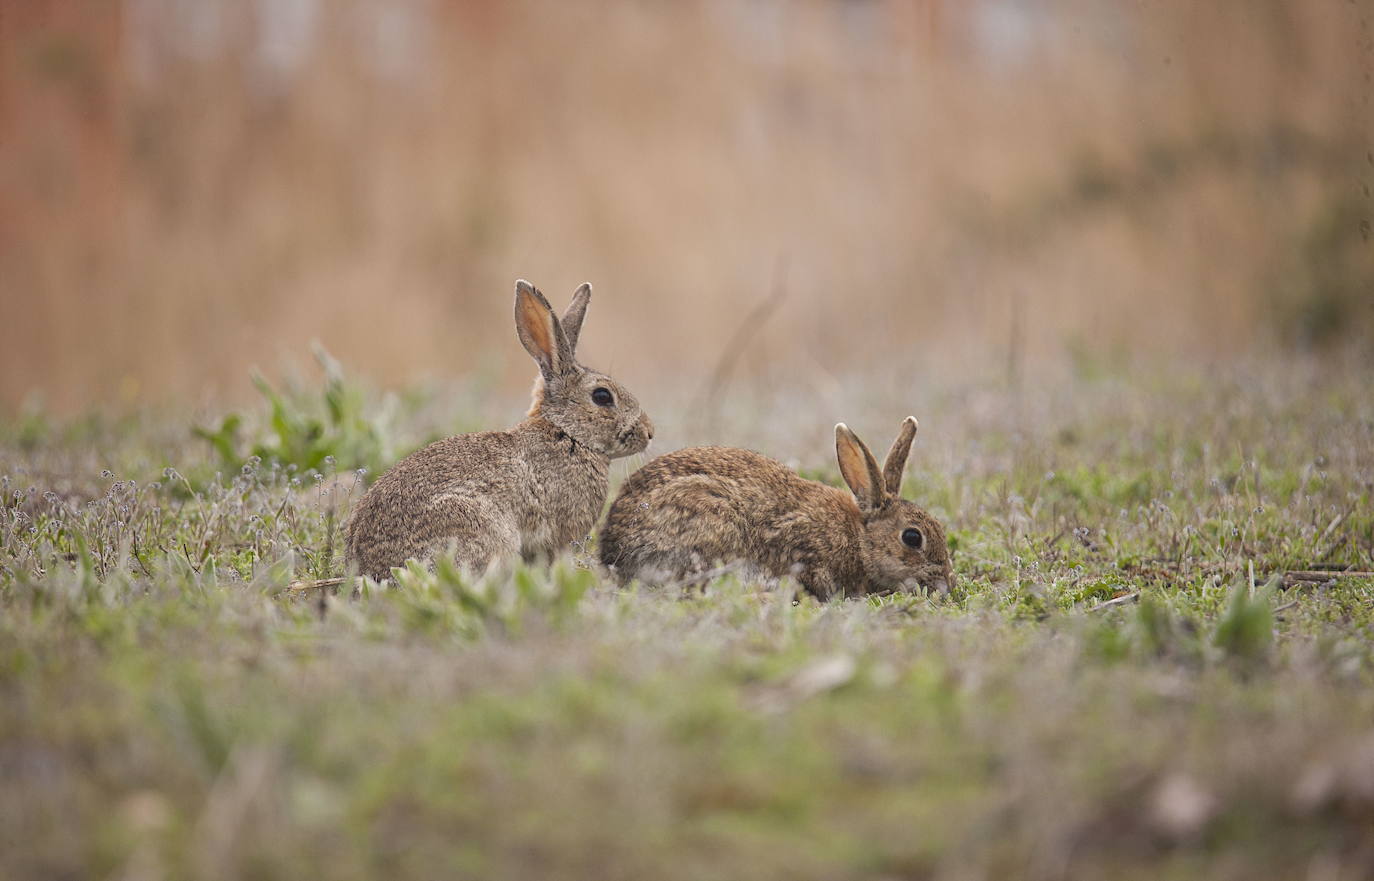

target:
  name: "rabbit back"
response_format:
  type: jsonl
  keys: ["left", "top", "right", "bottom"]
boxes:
{"left": 599, "top": 446, "right": 863, "bottom": 597}
{"left": 347, "top": 420, "right": 613, "bottom": 580}
{"left": 345, "top": 431, "right": 525, "bottom": 580}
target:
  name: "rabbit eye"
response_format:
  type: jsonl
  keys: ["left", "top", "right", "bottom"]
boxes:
{"left": 591, "top": 387, "right": 614, "bottom": 407}
{"left": 901, "top": 527, "right": 924, "bottom": 550}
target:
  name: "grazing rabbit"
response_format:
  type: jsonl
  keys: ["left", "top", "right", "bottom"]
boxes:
{"left": 599, "top": 418, "right": 952, "bottom": 599}
{"left": 346, "top": 280, "right": 654, "bottom": 581}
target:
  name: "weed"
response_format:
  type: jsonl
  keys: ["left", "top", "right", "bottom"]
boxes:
{"left": 194, "top": 344, "right": 396, "bottom": 478}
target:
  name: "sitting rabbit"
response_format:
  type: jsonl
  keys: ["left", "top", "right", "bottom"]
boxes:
{"left": 347, "top": 280, "right": 653, "bottom": 580}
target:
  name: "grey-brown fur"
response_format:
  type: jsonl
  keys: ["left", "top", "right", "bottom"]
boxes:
{"left": 599, "top": 418, "right": 953, "bottom": 600}
{"left": 346, "top": 280, "right": 653, "bottom": 580}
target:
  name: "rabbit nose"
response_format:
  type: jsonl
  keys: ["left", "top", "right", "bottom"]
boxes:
{"left": 641, "top": 415, "right": 655, "bottom": 440}
{"left": 930, "top": 576, "right": 951, "bottom": 596}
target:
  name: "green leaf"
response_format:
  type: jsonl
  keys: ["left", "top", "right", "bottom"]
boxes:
{"left": 1213, "top": 571, "right": 1278, "bottom": 663}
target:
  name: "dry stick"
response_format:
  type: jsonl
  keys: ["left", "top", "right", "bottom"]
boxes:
{"left": 285, "top": 576, "right": 347, "bottom": 592}
{"left": 690, "top": 256, "right": 790, "bottom": 436}
{"left": 1088, "top": 591, "right": 1141, "bottom": 612}
{"left": 1314, "top": 509, "right": 1349, "bottom": 557}
{"left": 1321, "top": 533, "right": 1352, "bottom": 563}
{"left": 1282, "top": 570, "right": 1374, "bottom": 588}
{"left": 1042, "top": 526, "right": 1069, "bottom": 550}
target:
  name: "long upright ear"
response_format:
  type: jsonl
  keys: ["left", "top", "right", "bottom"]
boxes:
{"left": 882, "top": 416, "right": 919, "bottom": 497}
{"left": 835, "top": 423, "right": 888, "bottom": 513}
{"left": 561, "top": 283, "right": 592, "bottom": 354}
{"left": 514, "top": 280, "right": 573, "bottom": 378}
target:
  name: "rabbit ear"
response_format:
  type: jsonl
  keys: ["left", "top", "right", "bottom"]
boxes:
{"left": 835, "top": 423, "right": 888, "bottom": 513}
{"left": 514, "top": 280, "right": 574, "bottom": 378}
{"left": 882, "top": 417, "right": 919, "bottom": 497}
{"left": 561, "top": 283, "right": 592, "bottom": 354}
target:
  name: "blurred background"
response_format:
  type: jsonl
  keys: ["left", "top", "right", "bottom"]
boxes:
{"left": 2, "top": 0, "right": 1372, "bottom": 414}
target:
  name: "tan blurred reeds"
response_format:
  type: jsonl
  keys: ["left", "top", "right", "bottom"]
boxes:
{"left": 1, "top": 0, "right": 1370, "bottom": 411}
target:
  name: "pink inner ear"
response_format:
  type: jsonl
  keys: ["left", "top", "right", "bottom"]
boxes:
{"left": 837, "top": 436, "right": 874, "bottom": 499}
{"left": 519, "top": 296, "right": 556, "bottom": 362}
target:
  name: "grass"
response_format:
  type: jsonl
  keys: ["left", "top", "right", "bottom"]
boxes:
{"left": 3, "top": 359, "right": 1374, "bottom": 880}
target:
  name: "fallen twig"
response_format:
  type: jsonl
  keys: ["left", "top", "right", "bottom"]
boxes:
{"left": 285, "top": 576, "right": 347, "bottom": 592}
{"left": 1283, "top": 569, "right": 1373, "bottom": 589}
{"left": 1088, "top": 591, "right": 1141, "bottom": 612}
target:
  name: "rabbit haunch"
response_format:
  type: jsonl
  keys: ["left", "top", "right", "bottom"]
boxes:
{"left": 345, "top": 280, "right": 653, "bottom": 581}
{"left": 599, "top": 418, "right": 953, "bottom": 600}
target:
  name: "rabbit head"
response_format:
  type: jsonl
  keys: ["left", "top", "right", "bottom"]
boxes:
{"left": 835, "top": 417, "right": 954, "bottom": 596}
{"left": 515, "top": 279, "right": 653, "bottom": 458}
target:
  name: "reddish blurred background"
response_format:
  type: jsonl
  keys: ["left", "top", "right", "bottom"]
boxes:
{"left": 2, "top": 0, "right": 1371, "bottom": 411}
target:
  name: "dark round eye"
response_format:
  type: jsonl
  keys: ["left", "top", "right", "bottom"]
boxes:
{"left": 901, "top": 527, "right": 924, "bottom": 550}
{"left": 591, "top": 387, "right": 614, "bottom": 407}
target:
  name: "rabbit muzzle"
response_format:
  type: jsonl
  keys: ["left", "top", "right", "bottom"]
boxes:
{"left": 612, "top": 414, "right": 653, "bottom": 457}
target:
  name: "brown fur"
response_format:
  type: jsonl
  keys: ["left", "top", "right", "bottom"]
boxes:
{"left": 599, "top": 419, "right": 953, "bottom": 600}
{"left": 346, "top": 280, "right": 652, "bottom": 581}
